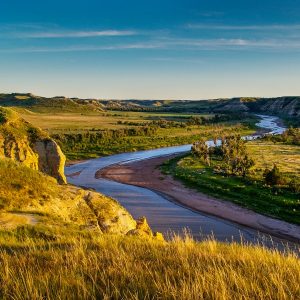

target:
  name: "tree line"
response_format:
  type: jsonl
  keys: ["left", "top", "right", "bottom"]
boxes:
{"left": 192, "top": 134, "right": 299, "bottom": 193}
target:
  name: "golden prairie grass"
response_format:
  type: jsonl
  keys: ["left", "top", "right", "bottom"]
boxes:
{"left": 17, "top": 110, "right": 202, "bottom": 133}
{"left": 0, "top": 158, "right": 59, "bottom": 210}
{"left": 0, "top": 233, "right": 299, "bottom": 300}
{"left": 247, "top": 141, "right": 300, "bottom": 177}
{"left": 0, "top": 212, "right": 35, "bottom": 229}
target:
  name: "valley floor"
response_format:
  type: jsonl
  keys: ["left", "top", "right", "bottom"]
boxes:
{"left": 97, "top": 155, "right": 300, "bottom": 243}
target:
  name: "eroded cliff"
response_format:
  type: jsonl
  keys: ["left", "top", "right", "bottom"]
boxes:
{"left": 0, "top": 107, "right": 66, "bottom": 184}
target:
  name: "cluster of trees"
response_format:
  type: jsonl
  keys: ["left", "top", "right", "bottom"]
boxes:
{"left": 187, "top": 114, "right": 245, "bottom": 126}
{"left": 150, "top": 119, "right": 187, "bottom": 128}
{"left": 217, "top": 136, "right": 254, "bottom": 177}
{"left": 265, "top": 128, "right": 300, "bottom": 146}
{"left": 53, "top": 126, "right": 157, "bottom": 151}
{"left": 117, "top": 119, "right": 187, "bottom": 128}
{"left": 192, "top": 135, "right": 299, "bottom": 193}
{"left": 192, "top": 135, "right": 254, "bottom": 177}
{"left": 117, "top": 113, "right": 248, "bottom": 130}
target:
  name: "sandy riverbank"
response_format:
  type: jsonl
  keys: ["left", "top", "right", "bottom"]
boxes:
{"left": 96, "top": 155, "right": 300, "bottom": 243}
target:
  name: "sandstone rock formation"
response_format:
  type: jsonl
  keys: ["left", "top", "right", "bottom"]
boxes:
{"left": 33, "top": 139, "right": 66, "bottom": 184}
{"left": 127, "top": 216, "right": 165, "bottom": 241}
{"left": 84, "top": 191, "right": 137, "bottom": 234}
{"left": 0, "top": 107, "right": 66, "bottom": 184}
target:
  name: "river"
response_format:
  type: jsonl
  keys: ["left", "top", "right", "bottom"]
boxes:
{"left": 66, "top": 115, "right": 292, "bottom": 246}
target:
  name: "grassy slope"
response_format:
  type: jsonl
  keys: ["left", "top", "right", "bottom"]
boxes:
{"left": 0, "top": 94, "right": 104, "bottom": 113}
{"left": 0, "top": 234, "right": 299, "bottom": 300}
{"left": 0, "top": 160, "right": 299, "bottom": 299}
{"left": 162, "top": 141, "right": 300, "bottom": 224}
{"left": 0, "top": 158, "right": 136, "bottom": 235}
{"left": 247, "top": 141, "right": 300, "bottom": 179}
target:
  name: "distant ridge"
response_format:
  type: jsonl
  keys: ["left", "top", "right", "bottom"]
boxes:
{"left": 0, "top": 92, "right": 299, "bottom": 118}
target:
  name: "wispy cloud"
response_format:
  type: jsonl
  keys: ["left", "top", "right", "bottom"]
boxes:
{"left": 19, "top": 30, "right": 136, "bottom": 38}
{"left": 2, "top": 38, "right": 300, "bottom": 53}
{"left": 0, "top": 43, "right": 162, "bottom": 53}
{"left": 186, "top": 23, "right": 300, "bottom": 30}
{"left": 163, "top": 37, "right": 300, "bottom": 51}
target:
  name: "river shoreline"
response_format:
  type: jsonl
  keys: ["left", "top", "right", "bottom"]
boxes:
{"left": 97, "top": 155, "right": 300, "bottom": 243}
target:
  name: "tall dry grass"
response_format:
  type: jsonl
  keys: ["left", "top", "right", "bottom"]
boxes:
{"left": 0, "top": 233, "right": 299, "bottom": 300}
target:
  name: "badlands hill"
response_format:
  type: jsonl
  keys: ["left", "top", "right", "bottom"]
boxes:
{"left": 1, "top": 93, "right": 299, "bottom": 119}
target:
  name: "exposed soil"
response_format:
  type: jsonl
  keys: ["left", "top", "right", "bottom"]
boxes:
{"left": 66, "top": 160, "right": 87, "bottom": 167}
{"left": 66, "top": 170, "right": 82, "bottom": 178}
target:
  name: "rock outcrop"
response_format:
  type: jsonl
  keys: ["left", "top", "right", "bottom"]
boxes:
{"left": 0, "top": 107, "right": 66, "bottom": 184}
{"left": 257, "top": 97, "right": 300, "bottom": 117}
{"left": 127, "top": 217, "right": 165, "bottom": 241}
{"left": 84, "top": 191, "right": 137, "bottom": 234}
{"left": 33, "top": 139, "right": 66, "bottom": 184}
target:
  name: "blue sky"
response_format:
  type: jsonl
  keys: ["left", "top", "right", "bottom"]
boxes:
{"left": 1, "top": 0, "right": 300, "bottom": 99}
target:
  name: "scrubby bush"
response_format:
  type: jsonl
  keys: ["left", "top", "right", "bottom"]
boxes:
{"left": 264, "top": 127, "right": 300, "bottom": 146}
{"left": 263, "top": 165, "right": 285, "bottom": 186}
{"left": 191, "top": 139, "right": 210, "bottom": 165}
{"left": 289, "top": 178, "right": 300, "bottom": 193}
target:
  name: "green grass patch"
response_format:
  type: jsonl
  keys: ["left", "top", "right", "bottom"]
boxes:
{"left": 162, "top": 153, "right": 300, "bottom": 225}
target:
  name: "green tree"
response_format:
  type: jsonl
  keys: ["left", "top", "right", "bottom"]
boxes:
{"left": 192, "top": 139, "right": 210, "bottom": 166}
{"left": 219, "top": 135, "right": 254, "bottom": 177}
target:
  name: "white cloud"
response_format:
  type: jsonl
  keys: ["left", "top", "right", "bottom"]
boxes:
{"left": 0, "top": 43, "right": 162, "bottom": 53}
{"left": 1, "top": 36, "right": 300, "bottom": 53}
{"left": 20, "top": 30, "right": 136, "bottom": 38}
{"left": 157, "top": 37, "right": 300, "bottom": 50}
